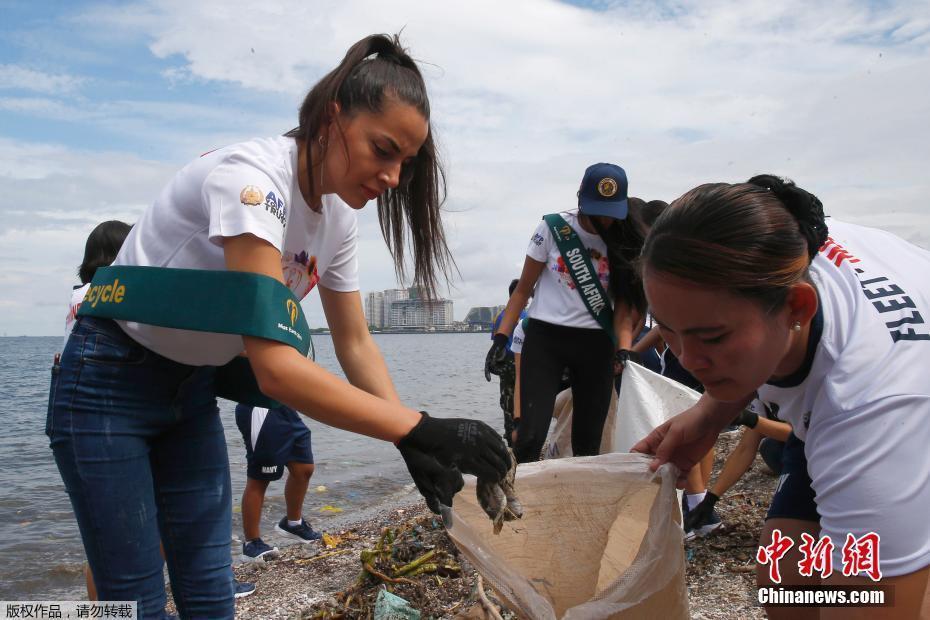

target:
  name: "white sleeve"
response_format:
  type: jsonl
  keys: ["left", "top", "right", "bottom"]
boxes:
{"left": 204, "top": 162, "right": 288, "bottom": 252}
{"left": 511, "top": 320, "right": 526, "bottom": 354}
{"left": 526, "top": 219, "right": 550, "bottom": 263}
{"left": 319, "top": 214, "right": 359, "bottom": 292}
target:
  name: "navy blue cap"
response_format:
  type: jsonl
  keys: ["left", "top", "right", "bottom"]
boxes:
{"left": 577, "top": 163, "right": 629, "bottom": 220}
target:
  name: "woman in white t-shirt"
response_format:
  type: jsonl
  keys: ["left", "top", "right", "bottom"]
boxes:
{"left": 633, "top": 175, "right": 930, "bottom": 618}
{"left": 47, "top": 34, "right": 509, "bottom": 619}
{"left": 63, "top": 220, "right": 132, "bottom": 351}
{"left": 490, "top": 163, "right": 647, "bottom": 464}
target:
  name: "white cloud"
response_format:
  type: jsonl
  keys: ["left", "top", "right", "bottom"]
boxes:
{"left": 2, "top": 0, "right": 930, "bottom": 334}
{"left": 0, "top": 64, "right": 85, "bottom": 94}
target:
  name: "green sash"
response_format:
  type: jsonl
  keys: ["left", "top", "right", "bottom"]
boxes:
{"left": 542, "top": 214, "right": 616, "bottom": 346}
{"left": 78, "top": 265, "right": 314, "bottom": 408}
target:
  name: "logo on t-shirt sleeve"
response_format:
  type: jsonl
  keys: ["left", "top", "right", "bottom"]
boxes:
{"left": 240, "top": 185, "right": 263, "bottom": 206}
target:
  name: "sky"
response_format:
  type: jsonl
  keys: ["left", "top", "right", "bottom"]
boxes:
{"left": 1, "top": 0, "right": 929, "bottom": 335}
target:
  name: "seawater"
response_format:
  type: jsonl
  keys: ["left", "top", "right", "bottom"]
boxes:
{"left": 0, "top": 332, "right": 502, "bottom": 598}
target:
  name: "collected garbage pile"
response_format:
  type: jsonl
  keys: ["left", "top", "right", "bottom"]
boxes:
{"left": 305, "top": 512, "right": 507, "bottom": 619}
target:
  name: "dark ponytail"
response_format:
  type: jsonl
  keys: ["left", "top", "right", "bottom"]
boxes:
{"left": 641, "top": 176, "right": 829, "bottom": 312}
{"left": 78, "top": 220, "right": 132, "bottom": 284}
{"left": 747, "top": 175, "right": 828, "bottom": 260}
{"left": 285, "top": 34, "right": 453, "bottom": 299}
{"left": 590, "top": 198, "right": 647, "bottom": 314}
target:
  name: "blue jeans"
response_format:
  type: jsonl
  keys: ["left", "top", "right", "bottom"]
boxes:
{"left": 48, "top": 317, "right": 233, "bottom": 619}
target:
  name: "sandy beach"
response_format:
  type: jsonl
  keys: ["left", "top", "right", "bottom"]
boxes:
{"left": 203, "top": 431, "right": 775, "bottom": 619}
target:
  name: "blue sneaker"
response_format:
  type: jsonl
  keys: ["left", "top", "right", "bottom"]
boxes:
{"left": 275, "top": 516, "right": 323, "bottom": 543}
{"left": 234, "top": 579, "right": 256, "bottom": 599}
{"left": 241, "top": 537, "right": 279, "bottom": 563}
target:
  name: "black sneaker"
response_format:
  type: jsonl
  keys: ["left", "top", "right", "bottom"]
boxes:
{"left": 241, "top": 537, "right": 278, "bottom": 563}
{"left": 684, "top": 508, "right": 723, "bottom": 541}
{"left": 275, "top": 517, "right": 323, "bottom": 543}
{"left": 234, "top": 579, "right": 256, "bottom": 599}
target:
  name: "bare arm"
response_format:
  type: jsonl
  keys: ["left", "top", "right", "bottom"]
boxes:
{"left": 495, "top": 257, "right": 545, "bottom": 338}
{"left": 631, "top": 328, "right": 662, "bottom": 355}
{"left": 754, "top": 418, "right": 792, "bottom": 442}
{"left": 612, "top": 300, "right": 640, "bottom": 351}
{"left": 223, "top": 233, "right": 420, "bottom": 442}
{"left": 708, "top": 429, "right": 764, "bottom": 498}
{"left": 320, "top": 286, "right": 401, "bottom": 404}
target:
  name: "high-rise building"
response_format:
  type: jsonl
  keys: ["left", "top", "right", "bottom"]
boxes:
{"left": 364, "top": 291, "right": 384, "bottom": 328}
{"left": 389, "top": 298, "right": 453, "bottom": 329}
{"left": 381, "top": 288, "right": 409, "bottom": 327}
{"left": 363, "top": 287, "right": 454, "bottom": 330}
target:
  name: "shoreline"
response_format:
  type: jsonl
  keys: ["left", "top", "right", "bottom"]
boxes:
{"left": 218, "top": 431, "right": 774, "bottom": 619}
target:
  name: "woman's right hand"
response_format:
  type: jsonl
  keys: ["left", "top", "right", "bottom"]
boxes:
{"left": 631, "top": 403, "right": 724, "bottom": 487}
{"left": 400, "top": 412, "right": 512, "bottom": 480}
{"left": 397, "top": 412, "right": 511, "bottom": 511}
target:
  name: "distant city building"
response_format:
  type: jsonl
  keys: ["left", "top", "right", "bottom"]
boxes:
{"left": 464, "top": 305, "right": 505, "bottom": 329}
{"left": 381, "top": 288, "right": 409, "bottom": 327}
{"left": 364, "top": 291, "right": 384, "bottom": 328}
{"left": 390, "top": 299, "right": 453, "bottom": 329}
{"left": 363, "top": 287, "right": 453, "bottom": 330}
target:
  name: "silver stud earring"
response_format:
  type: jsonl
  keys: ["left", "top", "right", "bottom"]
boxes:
{"left": 792, "top": 321, "right": 802, "bottom": 332}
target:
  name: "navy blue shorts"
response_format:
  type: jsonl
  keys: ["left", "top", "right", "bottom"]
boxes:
{"left": 235, "top": 404, "right": 313, "bottom": 481}
{"left": 766, "top": 433, "right": 820, "bottom": 523}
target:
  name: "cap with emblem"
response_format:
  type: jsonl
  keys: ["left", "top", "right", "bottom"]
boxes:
{"left": 577, "top": 162, "right": 629, "bottom": 220}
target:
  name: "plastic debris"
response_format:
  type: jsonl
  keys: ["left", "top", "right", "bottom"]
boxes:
{"left": 373, "top": 588, "right": 420, "bottom": 619}
{"left": 320, "top": 505, "right": 343, "bottom": 513}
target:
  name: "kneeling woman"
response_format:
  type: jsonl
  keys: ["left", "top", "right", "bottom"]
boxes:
{"left": 634, "top": 175, "right": 929, "bottom": 618}
{"left": 48, "top": 34, "right": 509, "bottom": 619}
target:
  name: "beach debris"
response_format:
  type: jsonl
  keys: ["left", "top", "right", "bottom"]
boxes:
{"left": 374, "top": 588, "right": 421, "bottom": 619}
{"left": 323, "top": 533, "right": 343, "bottom": 548}
{"left": 316, "top": 485, "right": 327, "bottom": 493}
{"left": 321, "top": 505, "right": 344, "bottom": 513}
{"left": 305, "top": 514, "right": 468, "bottom": 618}
{"left": 476, "top": 449, "right": 523, "bottom": 534}
{"left": 475, "top": 574, "right": 504, "bottom": 620}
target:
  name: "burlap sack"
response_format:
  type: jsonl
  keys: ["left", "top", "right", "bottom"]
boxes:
{"left": 447, "top": 454, "right": 688, "bottom": 619}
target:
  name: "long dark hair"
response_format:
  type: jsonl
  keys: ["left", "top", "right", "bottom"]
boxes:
{"left": 285, "top": 34, "right": 452, "bottom": 299}
{"left": 641, "top": 175, "right": 829, "bottom": 311}
{"left": 589, "top": 197, "right": 648, "bottom": 313}
{"left": 78, "top": 220, "right": 132, "bottom": 284}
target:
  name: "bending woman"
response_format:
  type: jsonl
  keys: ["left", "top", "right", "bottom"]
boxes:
{"left": 47, "top": 34, "right": 509, "bottom": 619}
{"left": 633, "top": 175, "right": 929, "bottom": 618}
{"left": 489, "top": 163, "right": 646, "bottom": 463}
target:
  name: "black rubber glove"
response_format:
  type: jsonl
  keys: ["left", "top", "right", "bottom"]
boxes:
{"left": 396, "top": 443, "right": 464, "bottom": 514}
{"left": 484, "top": 333, "right": 509, "bottom": 381}
{"left": 398, "top": 412, "right": 512, "bottom": 483}
{"left": 732, "top": 409, "right": 759, "bottom": 429}
{"left": 615, "top": 349, "right": 644, "bottom": 367}
{"left": 684, "top": 492, "right": 719, "bottom": 532}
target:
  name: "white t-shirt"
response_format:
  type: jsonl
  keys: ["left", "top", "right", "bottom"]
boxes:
{"left": 64, "top": 283, "right": 90, "bottom": 350}
{"left": 114, "top": 136, "right": 359, "bottom": 365}
{"left": 525, "top": 210, "right": 611, "bottom": 329}
{"left": 757, "top": 219, "right": 930, "bottom": 577}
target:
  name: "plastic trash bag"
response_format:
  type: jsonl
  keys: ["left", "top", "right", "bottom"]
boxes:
{"left": 544, "top": 362, "right": 701, "bottom": 459}
{"left": 446, "top": 453, "right": 688, "bottom": 619}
